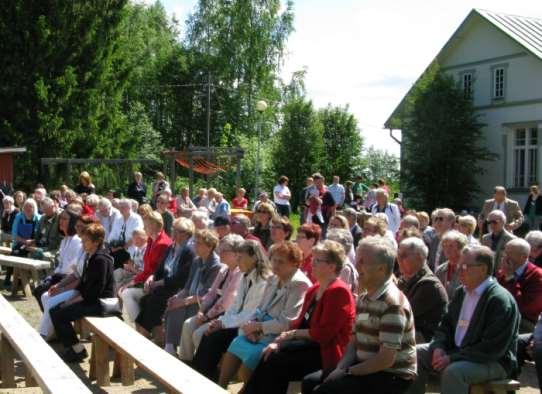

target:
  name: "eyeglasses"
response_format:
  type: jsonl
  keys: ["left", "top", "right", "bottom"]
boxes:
{"left": 486, "top": 220, "right": 499, "bottom": 225}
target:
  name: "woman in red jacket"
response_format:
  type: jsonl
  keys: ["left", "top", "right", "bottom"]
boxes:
{"left": 244, "top": 239, "right": 355, "bottom": 394}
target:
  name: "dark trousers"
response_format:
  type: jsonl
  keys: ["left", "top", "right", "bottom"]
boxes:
{"left": 33, "top": 273, "right": 65, "bottom": 311}
{"left": 276, "top": 204, "right": 290, "bottom": 218}
{"left": 50, "top": 301, "right": 102, "bottom": 348}
{"left": 192, "top": 327, "right": 238, "bottom": 381}
{"left": 305, "top": 370, "right": 412, "bottom": 394}
{"left": 245, "top": 343, "right": 322, "bottom": 394}
{"left": 135, "top": 290, "right": 172, "bottom": 332}
{"left": 518, "top": 333, "right": 542, "bottom": 386}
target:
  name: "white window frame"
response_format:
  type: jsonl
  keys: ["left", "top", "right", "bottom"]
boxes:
{"left": 491, "top": 64, "right": 508, "bottom": 100}
{"left": 512, "top": 126, "right": 538, "bottom": 188}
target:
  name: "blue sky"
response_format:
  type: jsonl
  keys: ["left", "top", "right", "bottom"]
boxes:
{"left": 141, "top": 0, "right": 542, "bottom": 155}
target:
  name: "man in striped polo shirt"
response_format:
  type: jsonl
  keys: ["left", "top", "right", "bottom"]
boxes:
{"left": 304, "top": 236, "right": 416, "bottom": 394}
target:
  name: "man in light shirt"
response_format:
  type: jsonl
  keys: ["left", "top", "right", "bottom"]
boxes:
{"left": 410, "top": 245, "right": 520, "bottom": 394}
{"left": 327, "top": 175, "right": 345, "bottom": 209}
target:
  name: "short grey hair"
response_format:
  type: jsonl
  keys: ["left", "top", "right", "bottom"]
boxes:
{"left": 442, "top": 230, "right": 469, "bottom": 249}
{"left": 488, "top": 209, "right": 506, "bottom": 223}
{"left": 41, "top": 197, "right": 55, "bottom": 209}
{"left": 358, "top": 236, "right": 396, "bottom": 276}
{"left": 462, "top": 245, "right": 494, "bottom": 276}
{"left": 98, "top": 197, "right": 112, "bottom": 210}
{"left": 399, "top": 237, "right": 428, "bottom": 260}
{"left": 374, "top": 212, "right": 389, "bottom": 225}
{"left": 506, "top": 238, "right": 531, "bottom": 257}
{"left": 23, "top": 198, "right": 38, "bottom": 214}
{"left": 343, "top": 208, "right": 358, "bottom": 219}
{"left": 218, "top": 234, "right": 245, "bottom": 254}
{"left": 172, "top": 217, "right": 195, "bottom": 237}
{"left": 375, "top": 188, "right": 389, "bottom": 199}
{"left": 118, "top": 198, "right": 132, "bottom": 209}
{"left": 2, "top": 196, "right": 14, "bottom": 205}
{"left": 526, "top": 231, "right": 542, "bottom": 250}
{"left": 86, "top": 194, "right": 100, "bottom": 206}
{"left": 191, "top": 210, "right": 208, "bottom": 221}
{"left": 326, "top": 228, "right": 353, "bottom": 254}
{"left": 401, "top": 215, "right": 420, "bottom": 229}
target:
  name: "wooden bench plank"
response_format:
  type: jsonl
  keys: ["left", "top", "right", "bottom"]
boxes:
{"left": 470, "top": 379, "right": 520, "bottom": 394}
{"left": 84, "top": 316, "right": 227, "bottom": 394}
{"left": 0, "top": 254, "right": 51, "bottom": 270}
{"left": 0, "top": 295, "right": 91, "bottom": 394}
{"left": 0, "top": 255, "right": 51, "bottom": 297}
{"left": 0, "top": 246, "right": 11, "bottom": 255}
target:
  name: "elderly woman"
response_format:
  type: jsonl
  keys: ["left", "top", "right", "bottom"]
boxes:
{"left": 525, "top": 230, "right": 542, "bottom": 268}
{"left": 1, "top": 195, "right": 18, "bottom": 244}
{"left": 151, "top": 171, "right": 170, "bottom": 207}
{"left": 192, "top": 240, "right": 271, "bottom": 380}
{"left": 253, "top": 191, "right": 276, "bottom": 212}
{"left": 245, "top": 240, "right": 356, "bottom": 394}
{"left": 119, "top": 211, "right": 172, "bottom": 323}
{"left": 296, "top": 224, "right": 321, "bottom": 283}
{"left": 113, "top": 228, "right": 148, "bottom": 291}
{"left": 177, "top": 187, "right": 196, "bottom": 218}
{"left": 82, "top": 193, "right": 99, "bottom": 216}
{"left": 232, "top": 188, "right": 249, "bottom": 209}
{"left": 127, "top": 171, "right": 147, "bottom": 204}
{"left": 50, "top": 223, "right": 114, "bottom": 362}
{"left": 525, "top": 185, "right": 542, "bottom": 230}
{"left": 163, "top": 229, "right": 224, "bottom": 354}
{"left": 270, "top": 215, "right": 293, "bottom": 244}
{"left": 193, "top": 188, "right": 208, "bottom": 208}
{"left": 435, "top": 230, "right": 469, "bottom": 299}
{"left": 135, "top": 218, "right": 196, "bottom": 343}
{"left": 179, "top": 234, "right": 245, "bottom": 360}
{"left": 252, "top": 202, "right": 275, "bottom": 249}
{"left": 328, "top": 215, "right": 349, "bottom": 230}
{"left": 5, "top": 198, "right": 41, "bottom": 286}
{"left": 369, "top": 188, "right": 401, "bottom": 234}
{"left": 95, "top": 197, "right": 121, "bottom": 241}
{"left": 33, "top": 209, "right": 82, "bottom": 311}
{"left": 74, "top": 171, "right": 95, "bottom": 195}
{"left": 217, "top": 241, "right": 312, "bottom": 388}
{"left": 326, "top": 228, "right": 358, "bottom": 294}
{"left": 191, "top": 209, "right": 209, "bottom": 230}
{"left": 13, "top": 190, "right": 27, "bottom": 210}
{"left": 456, "top": 214, "right": 479, "bottom": 246}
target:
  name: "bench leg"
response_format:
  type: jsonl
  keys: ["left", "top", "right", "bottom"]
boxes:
{"left": 0, "top": 337, "right": 16, "bottom": 388}
{"left": 11, "top": 268, "right": 20, "bottom": 296}
{"left": 119, "top": 353, "right": 134, "bottom": 386}
{"left": 20, "top": 270, "right": 32, "bottom": 298}
{"left": 93, "top": 335, "right": 110, "bottom": 386}
{"left": 25, "top": 365, "right": 37, "bottom": 387}
{"left": 89, "top": 339, "right": 96, "bottom": 380}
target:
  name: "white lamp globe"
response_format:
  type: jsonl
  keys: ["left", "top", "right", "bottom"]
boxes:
{"left": 256, "top": 100, "right": 268, "bottom": 112}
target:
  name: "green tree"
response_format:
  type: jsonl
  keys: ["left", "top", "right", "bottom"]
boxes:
{"left": 401, "top": 68, "right": 495, "bottom": 210}
{"left": 360, "top": 147, "right": 400, "bottom": 191}
{"left": 318, "top": 105, "right": 363, "bottom": 181}
{"left": 0, "top": 0, "right": 129, "bottom": 188}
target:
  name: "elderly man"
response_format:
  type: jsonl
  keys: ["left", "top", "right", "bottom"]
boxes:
{"left": 398, "top": 237, "right": 448, "bottom": 343}
{"left": 526, "top": 230, "right": 542, "bottom": 267}
{"left": 303, "top": 236, "right": 417, "bottom": 394}
{"left": 96, "top": 197, "right": 122, "bottom": 241}
{"left": 410, "top": 245, "right": 520, "bottom": 394}
{"left": 497, "top": 238, "right": 542, "bottom": 332}
{"left": 109, "top": 199, "right": 144, "bottom": 269}
{"left": 343, "top": 208, "right": 362, "bottom": 248}
{"left": 481, "top": 210, "right": 516, "bottom": 273}
{"left": 369, "top": 188, "right": 401, "bottom": 234}
{"left": 32, "top": 197, "right": 62, "bottom": 255}
{"left": 230, "top": 215, "right": 263, "bottom": 245}
{"left": 212, "top": 216, "right": 231, "bottom": 240}
{"left": 427, "top": 208, "right": 456, "bottom": 271}
{"left": 478, "top": 186, "right": 523, "bottom": 234}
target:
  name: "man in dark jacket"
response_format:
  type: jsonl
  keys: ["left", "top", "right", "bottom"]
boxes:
{"left": 397, "top": 237, "right": 448, "bottom": 342}
{"left": 344, "top": 208, "right": 362, "bottom": 249}
{"left": 409, "top": 245, "right": 520, "bottom": 394}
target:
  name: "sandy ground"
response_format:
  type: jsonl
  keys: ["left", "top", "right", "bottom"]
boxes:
{"left": 0, "top": 277, "right": 539, "bottom": 394}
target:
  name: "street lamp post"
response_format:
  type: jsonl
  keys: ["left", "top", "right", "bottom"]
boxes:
{"left": 254, "top": 100, "right": 268, "bottom": 203}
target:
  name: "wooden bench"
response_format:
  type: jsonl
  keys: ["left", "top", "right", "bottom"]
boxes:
{"left": 83, "top": 316, "right": 227, "bottom": 394}
{"left": 0, "top": 294, "right": 91, "bottom": 393}
{"left": 470, "top": 379, "right": 520, "bottom": 393}
{"left": 0, "top": 254, "right": 51, "bottom": 297}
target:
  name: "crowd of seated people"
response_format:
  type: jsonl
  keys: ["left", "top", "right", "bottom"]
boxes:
{"left": 3, "top": 173, "right": 542, "bottom": 394}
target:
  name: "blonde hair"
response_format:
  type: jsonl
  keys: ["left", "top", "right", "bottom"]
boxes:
{"left": 144, "top": 211, "right": 164, "bottom": 231}
{"left": 457, "top": 215, "right": 477, "bottom": 236}
{"left": 312, "top": 240, "right": 345, "bottom": 274}
{"left": 194, "top": 229, "right": 219, "bottom": 250}
{"left": 173, "top": 217, "right": 195, "bottom": 237}
{"left": 79, "top": 171, "right": 91, "bottom": 186}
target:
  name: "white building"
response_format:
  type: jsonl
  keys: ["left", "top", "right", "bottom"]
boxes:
{"left": 385, "top": 9, "right": 542, "bottom": 208}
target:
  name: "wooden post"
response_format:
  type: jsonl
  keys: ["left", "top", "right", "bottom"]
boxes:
{"left": 10, "top": 268, "right": 20, "bottom": 296}
{"left": 119, "top": 353, "right": 135, "bottom": 386}
{"left": 0, "top": 337, "right": 16, "bottom": 388}
{"left": 93, "top": 335, "right": 110, "bottom": 386}
{"left": 169, "top": 153, "right": 177, "bottom": 193}
{"left": 188, "top": 152, "right": 194, "bottom": 196}
{"left": 19, "top": 270, "right": 32, "bottom": 298}
{"left": 235, "top": 151, "right": 242, "bottom": 190}
{"left": 25, "top": 365, "right": 37, "bottom": 387}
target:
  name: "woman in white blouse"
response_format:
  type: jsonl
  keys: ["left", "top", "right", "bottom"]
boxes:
{"left": 38, "top": 210, "right": 84, "bottom": 339}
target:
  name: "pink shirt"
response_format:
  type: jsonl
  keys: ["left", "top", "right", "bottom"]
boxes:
{"left": 200, "top": 266, "right": 243, "bottom": 319}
